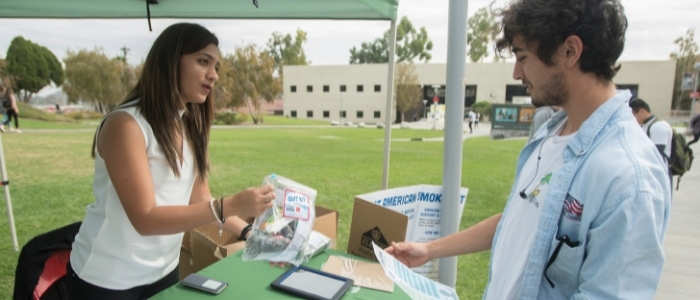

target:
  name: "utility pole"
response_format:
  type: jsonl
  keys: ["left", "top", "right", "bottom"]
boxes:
{"left": 120, "top": 46, "right": 130, "bottom": 64}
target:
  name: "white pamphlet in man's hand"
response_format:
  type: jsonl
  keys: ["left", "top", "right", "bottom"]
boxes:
{"left": 372, "top": 242, "right": 459, "bottom": 300}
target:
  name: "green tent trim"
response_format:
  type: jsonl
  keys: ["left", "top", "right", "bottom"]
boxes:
{"left": 0, "top": 0, "right": 398, "bottom": 20}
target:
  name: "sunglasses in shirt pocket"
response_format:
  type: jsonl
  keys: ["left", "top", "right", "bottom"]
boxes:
{"left": 544, "top": 193, "right": 585, "bottom": 289}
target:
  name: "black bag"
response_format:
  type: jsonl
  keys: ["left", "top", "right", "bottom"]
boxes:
{"left": 13, "top": 222, "right": 82, "bottom": 300}
{"left": 2, "top": 95, "right": 11, "bottom": 109}
{"left": 647, "top": 119, "right": 694, "bottom": 190}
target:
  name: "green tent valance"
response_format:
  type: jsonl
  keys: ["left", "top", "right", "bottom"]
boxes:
{"left": 0, "top": 0, "right": 398, "bottom": 20}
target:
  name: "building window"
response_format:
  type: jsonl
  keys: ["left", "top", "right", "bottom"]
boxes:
{"left": 357, "top": 85, "right": 364, "bottom": 92}
{"left": 290, "top": 85, "right": 297, "bottom": 92}
{"left": 374, "top": 111, "right": 381, "bottom": 119}
{"left": 291, "top": 110, "right": 297, "bottom": 118}
{"left": 323, "top": 85, "right": 330, "bottom": 92}
{"left": 340, "top": 85, "right": 347, "bottom": 92}
{"left": 307, "top": 110, "right": 313, "bottom": 118}
{"left": 374, "top": 85, "right": 381, "bottom": 92}
{"left": 340, "top": 111, "right": 346, "bottom": 118}
{"left": 616, "top": 84, "right": 639, "bottom": 98}
{"left": 307, "top": 85, "right": 313, "bottom": 92}
{"left": 505, "top": 85, "right": 528, "bottom": 103}
{"left": 356, "top": 111, "right": 364, "bottom": 118}
{"left": 323, "top": 111, "right": 329, "bottom": 118}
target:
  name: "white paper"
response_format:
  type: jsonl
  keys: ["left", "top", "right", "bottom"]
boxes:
{"left": 372, "top": 242, "right": 459, "bottom": 300}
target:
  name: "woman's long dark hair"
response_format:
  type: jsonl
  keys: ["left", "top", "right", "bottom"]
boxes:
{"left": 92, "top": 23, "right": 218, "bottom": 180}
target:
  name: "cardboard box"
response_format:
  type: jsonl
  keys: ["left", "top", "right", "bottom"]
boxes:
{"left": 179, "top": 205, "right": 338, "bottom": 279}
{"left": 347, "top": 185, "right": 468, "bottom": 279}
{"left": 178, "top": 231, "right": 196, "bottom": 281}
{"left": 347, "top": 197, "right": 408, "bottom": 261}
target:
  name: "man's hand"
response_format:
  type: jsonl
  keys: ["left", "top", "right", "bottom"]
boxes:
{"left": 385, "top": 241, "right": 430, "bottom": 268}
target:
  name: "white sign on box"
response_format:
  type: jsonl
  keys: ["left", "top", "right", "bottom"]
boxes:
{"left": 356, "top": 185, "right": 468, "bottom": 280}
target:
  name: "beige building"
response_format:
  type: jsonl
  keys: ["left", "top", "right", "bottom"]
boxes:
{"left": 283, "top": 61, "right": 676, "bottom": 123}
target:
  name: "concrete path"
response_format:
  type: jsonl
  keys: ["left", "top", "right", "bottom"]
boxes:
{"left": 656, "top": 132, "right": 700, "bottom": 300}
{"left": 390, "top": 119, "right": 493, "bottom": 141}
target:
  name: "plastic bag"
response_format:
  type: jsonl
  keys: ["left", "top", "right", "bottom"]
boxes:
{"left": 303, "top": 230, "right": 332, "bottom": 262}
{"left": 242, "top": 174, "right": 317, "bottom": 266}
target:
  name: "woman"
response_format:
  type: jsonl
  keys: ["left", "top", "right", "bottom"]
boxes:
{"left": 68, "top": 23, "right": 274, "bottom": 299}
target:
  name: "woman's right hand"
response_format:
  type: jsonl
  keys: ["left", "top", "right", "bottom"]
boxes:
{"left": 226, "top": 185, "right": 275, "bottom": 219}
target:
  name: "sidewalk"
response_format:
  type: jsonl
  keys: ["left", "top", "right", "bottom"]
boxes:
{"left": 655, "top": 137, "right": 700, "bottom": 299}
{"left": 390, "top": 119, "right": 492, "bottom": 141}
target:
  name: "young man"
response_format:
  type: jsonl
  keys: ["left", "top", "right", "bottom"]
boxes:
{"left": 386, "top": 1, "right": 672, "bottom": 299}
{"left": 629, "top": 98, "right": 673, "bottom": 170}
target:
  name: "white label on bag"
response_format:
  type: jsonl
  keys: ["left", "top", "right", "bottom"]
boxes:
{"left": 283, "top": 189, "right": 311, "bottom": 220}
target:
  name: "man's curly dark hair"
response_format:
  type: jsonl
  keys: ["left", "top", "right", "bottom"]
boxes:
{"left": 494, "top": 0, "right": 627, "bottom": 81}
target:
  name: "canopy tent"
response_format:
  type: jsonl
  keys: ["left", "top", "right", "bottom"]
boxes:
{"left": 0, "top": 0, "right": 397, "bottom": 20}
{"left": 1, "top": 0, "right": 469, "bottom": 286}
{"left": 0, "top": 0, "right": 399, "bottom": 245}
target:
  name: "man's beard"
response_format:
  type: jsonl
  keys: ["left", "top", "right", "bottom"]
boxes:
{"left": 531, "top": 72, "right": 568, "bottom": 108}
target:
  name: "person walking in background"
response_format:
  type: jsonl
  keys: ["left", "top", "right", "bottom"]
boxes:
{"left": 689, "top": 113, "right": 700, "bottom": 146}
{"left": 629, "top": 98, "right": 673, "bottom": 172}
{"left": 466, "top": 109, "right": 475, "bottom": 133}
{"left": 387, "top": 0, "right": 671, "bottom": 299}
{"left": 527, "top": 106, "right": 561, "bottom": 142}
{"left": 0, "top": 82, "right": 18, "bottom": 133}
{"left": 474, "top": 112, "right": 480, "bottom": 128}
{"left": 0, "top": 82, "right": 9, "bottom": 133}
{"left": 469, "top": 110, "right": 477, "bottom": 133}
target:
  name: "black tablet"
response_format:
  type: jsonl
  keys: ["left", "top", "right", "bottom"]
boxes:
{"left": 270, "top": 265, "right": 354, "bottom": 300}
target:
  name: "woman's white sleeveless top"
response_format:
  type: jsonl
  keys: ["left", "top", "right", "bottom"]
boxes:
{"left": 70, "top": 105, "right": 195, "bottom": 289}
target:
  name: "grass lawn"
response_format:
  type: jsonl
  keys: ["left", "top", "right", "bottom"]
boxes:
{"left": 0, "top": 125, "right": 524, "bottom": 299}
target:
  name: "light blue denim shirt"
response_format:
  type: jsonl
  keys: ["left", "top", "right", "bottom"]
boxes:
{"left": 484, "top": 90, "right": 672, "bottom": 300}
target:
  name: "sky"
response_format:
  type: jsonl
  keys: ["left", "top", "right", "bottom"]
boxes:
{"left": 0, "top": 0, "right": 698, "bottom": 96}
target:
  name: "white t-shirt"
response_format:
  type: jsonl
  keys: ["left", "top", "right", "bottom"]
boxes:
{"left": 486, "top": 119, "right": 575, "bottom": 300}
{"left": 642, "top": 117, "right": 672, "bottom": 168}
{"left": 469, "top": 111, "right": 477, "bottom": 122}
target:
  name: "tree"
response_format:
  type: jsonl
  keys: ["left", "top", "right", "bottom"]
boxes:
{"left": 394, "top": 62, "right": 422, "bottom": 122}
{"left": 670, "top": 29, "right": 699, "bottom": 110}
{"left": 467, "top": 7, "right": 500, "bottom": 63}
{"left": 217, "top": 45, "right": 281, "bottom": 124}
{"left": 5, "top": 36, "right": 64, "bottom": 102}
{"left": 63, "top": 48, "right": 137, "bottom": 113}
{"left": 266, "top": 29, "right": 309, "bottom": 80}
{"left": 349, "top": 16, "right": 433, "bottom": 64}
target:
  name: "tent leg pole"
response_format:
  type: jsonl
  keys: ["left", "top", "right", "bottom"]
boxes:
{"left": 381, "top": 19, "right": 398, "bottom": 190}
{"left": 439, "top": 0, "right": 469, "bottom": 288}
{"left": 0, "top": 133, "right": 19, "bottom": 251}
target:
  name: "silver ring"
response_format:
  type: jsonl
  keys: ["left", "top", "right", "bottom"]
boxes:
{"left": 265, "top": 194, "right": 271, "bottom": 203}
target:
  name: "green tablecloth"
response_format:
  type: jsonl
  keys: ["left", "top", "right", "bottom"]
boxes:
{"left": 151, "top": 249, "right": 410, "bottom": 299}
